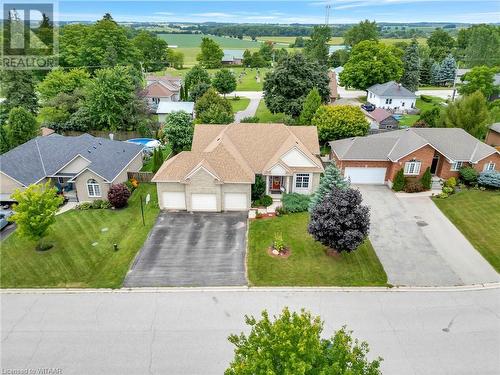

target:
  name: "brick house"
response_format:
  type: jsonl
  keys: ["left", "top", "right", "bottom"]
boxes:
{"left": 485, "top": 123, "right": 500, "bottom": 148}
{"left": 329, "top": 128, "right": 500, "bottom": 186}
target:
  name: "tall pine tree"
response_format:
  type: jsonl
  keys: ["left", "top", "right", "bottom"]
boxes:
{"left": 400, "top": 39, "right": 420, "bottom": 92}
{"left": 299, "top": 88, "right": 322, "bottom": 125}
{"left": 431, "top": 61, "right": 441, "bottom": 86}
{"left": 438, "top": 54, "right": 456, "bottom": 87}
{"left": 308, "top": 164, "right": 350, "bottom": 212}
{"left": 419, "top": 58, "right": 433, "bottom": 86}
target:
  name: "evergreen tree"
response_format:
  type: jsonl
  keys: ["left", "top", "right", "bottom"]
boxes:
{"left": 392, "top": 169, "right": 406, "bottom": 191}
{"left": 299, "top": 88, "right": 322, "bottom": 125}
{"left": 431, "top": 61, "right": 441, "bottom": 86}
{"left": 400, "top": 39, "right": 420, "bottom": 92}
{"left": 421, "top": 167, "right": 432, "bottom": 190}
{"left": 0, "top": 125, "right": 10, "bottom": 154}
{"left": 438, "top": 54, "right": 456, "bottom": 87}
{"left": 419, "top": 58, "right": 433, "bottom": 86}
{"left": 0, "top": 70, "right": 39, "bottom": 119}
{"left": 7, "top": 107, "right": 39, "bottom": 148}
{"left": 309, "top": 164, "right": 350, "bottom": 213}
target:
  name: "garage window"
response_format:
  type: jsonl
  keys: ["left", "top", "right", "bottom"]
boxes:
{"left": 295, "top": 173, "right": 310, "bottom": 188}
{"left": 87, "top": 179, "right": 101, "bottom": 197}
{"left": 404, "top": 161, "right": 421, "bottom": 175}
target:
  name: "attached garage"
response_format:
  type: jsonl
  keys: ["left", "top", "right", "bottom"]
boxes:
{"left": 161, "top": 191, "right": 186, "bottom": 210}
{"left": 191, "top": 193, "right": 217, "bottom": 211}
{"left": 224, "top": 193, "right": 248, "bottom": 211}
{"left": 344, "top": 167, "right": 387, "bottom": 184}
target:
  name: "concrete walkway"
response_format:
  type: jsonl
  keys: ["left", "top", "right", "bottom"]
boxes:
{"left": 1, "top": 287, "right": 498, "bottom": 375}
{"left": 228, "top": 91, "right": 263, "bottom": 123}
{"left": 357, "top": 185, "right": 499, "bottom": 286}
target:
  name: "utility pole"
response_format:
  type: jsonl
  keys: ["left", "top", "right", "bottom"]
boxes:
{"left": 325, "top": 2, "right": 332, "bottom": 25}
{"left": 451, "top": 61, "right": 459, "bottom": 102}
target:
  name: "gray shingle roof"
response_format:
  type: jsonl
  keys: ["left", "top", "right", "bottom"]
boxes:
{"left": 490, "top": 123, "right": 500, "bottom": 133}
{"left": 330, "top": 128, "right": 498, "bottom": 163}
{"left": 0, "top": 134, "right": 143, "bottom": 186}
{"left": 367, "top": 81, "right": 417, "bottom": 98}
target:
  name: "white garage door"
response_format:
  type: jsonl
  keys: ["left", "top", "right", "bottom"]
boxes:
{"left": 224, "top": 193, "right": 248, "bottom": 211}
{"left": 191, "top": 193, "right": 217, "bottom": 211}
{"left": 161, "top": 191, "right": 186, "bottom": 210}
{"left": 344, "top": 167, "right": 387, "bottom": 184}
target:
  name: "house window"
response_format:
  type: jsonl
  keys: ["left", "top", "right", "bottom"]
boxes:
{"left": 57, "top": 177, "right": 65, "bottom": 184}
{"left": 152, "top": 97, "right": 160, "bottom": 105}
{"left": 450, "top": 161, "right": 464, "bottom": 171}
{"left": 484, "top": 162, "right": 496, "bottom": 171}
{"left": 401, "top": 102, "right": 405, "bottom": 107}
{"left": 385, "top": 98, "right": 392, "bottom": 105}
{"left": 295, "top": 173, "right": 310, "bottom": 189}
{"left": 87, "top": 179, "right": 101, "bottom": 197}
{"left": 404, "top": 161, "right": 421, "bottom": 175}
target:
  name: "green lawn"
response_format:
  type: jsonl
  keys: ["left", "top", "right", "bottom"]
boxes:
{"left": 399, "top": 96, "right": 445, "bottom": 127}
{"left": 141, "top": 145, "right": 172, "bottom": 172}
{"left": 229, "top": 97, "right": 250, "bottom": 113}
{"left": 433, "top": 190, "right": 500, "bottom": 272}
{"left": 247, "top": 213, "right": 388, "bottom": 286}
{"left": 254, "top": 99, "right": 286, "bottom": 123}
{"left": 0, "top": 183, "right": 160, "bottom": 288}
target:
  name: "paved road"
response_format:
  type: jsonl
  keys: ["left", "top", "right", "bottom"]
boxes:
{"left": 124, "top": 212, "right": 247, "bottom": 287}
{"left": 357, "top": 185, "right": 500, "bottom": 286}
{"left": 228, "top": 91, "right": 263, "bottom": 123}
{"left": 1, "top": 287, "right": 499, "bottom": 375}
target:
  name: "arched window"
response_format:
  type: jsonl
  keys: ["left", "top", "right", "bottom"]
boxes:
{"left": 87, "top": 179, "right": 101, "bottom": 197}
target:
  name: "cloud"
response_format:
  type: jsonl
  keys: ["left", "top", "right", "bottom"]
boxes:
{"left": 191, "top": 12, "right": 235, "bottom": 18}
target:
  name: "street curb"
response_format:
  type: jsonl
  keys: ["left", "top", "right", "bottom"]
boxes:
{"left": 1, "top": 282, "right": 499, "bottom": 294}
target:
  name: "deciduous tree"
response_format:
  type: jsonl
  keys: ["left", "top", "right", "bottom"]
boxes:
{"left": 343, "top": 19, "right": 379, "bottom": 47}
{"left": 225, "top": 307, "right": 381, "bottom": 375}
{"left": 163, "top": 111, "right": 194, "bottom": 154}
{"left": 197, "top": 37, "right": 224, "bottom": 68}
{"left": 10, "top": 183, "right": 63, "bottom": 251}
{"left": 339, "top": 41, "right": 403, "bottom": 90}
{"left": 311, "top": 105, "right": 369, "bottom": 142}
{"left": 0, "top": 70, "right": 38, "bottom": 118}
{"left": 304, "top": 25, "right": 332, "bottom": 66}
{"left": 308, "top": 187, "right": 370, "bottom": 253}
{"left": 38, "top": 68, "right": 90, "bottom": 102}
{"left": 7, "top": 107, "right": 39, "bottom": 148}
{"left": 212, "top": 69, "right": 237, "bottom": 97}
{"left": 459, "top": 66, "right": 499, "bottom": 99}
{"left": 132, "top": 30, "right": 169, "bottom": 72}
{"left": 263, "top": 54, "right": 329, "bottom": 117}
{"left": 459, "top": 24, "right": 500, "bottom": 67}
{"left": 184, "top": 65, "right": 211, "bottom": 91}
{"left": 194, "top": 88, "right": 234, "bottom": 124}
{"left": 427, "top": 28, "right": 455, "bottom": 61}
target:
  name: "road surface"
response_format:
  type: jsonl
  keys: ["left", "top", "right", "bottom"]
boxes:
{"left": 337, "top": 86, "right": 455, "bottom": 100}
{"left": 1, "top": 287, "right": 499, "bottom": 375}
{"left": 228, "top": 91, "right": 263, "bottom": 123}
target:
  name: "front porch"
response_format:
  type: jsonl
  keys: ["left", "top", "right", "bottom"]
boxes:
{"left": 265, "top": 175, "right": 292, "bottom": 200}
{"left": 51, "top": 175, "right": 78, "bottom": 202}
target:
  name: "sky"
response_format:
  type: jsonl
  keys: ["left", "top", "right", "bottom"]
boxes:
{"left": 7, "top": 0, "right": 500, "bottom": 24}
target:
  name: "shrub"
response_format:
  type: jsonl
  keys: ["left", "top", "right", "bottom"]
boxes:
{"left": 404, "top": 179, "right": 424, "bottom": 193}
{"left": 478, "top": 171, "right": 500, "bottom": 188}
{"left": 251, "top": 175, "right": 266, "bottom": 201}
{"left": 100, "top": 200, "right": 112, "bottom": 209}
{"left": 392, "top": 169, "right": 406, "bottom": 192}
{"left": 107, "top": 183, "right": 131, "bottom": 208}
{"left": 275, "top": 206, "right": 287, "bottom": 216}
{"left": 253, "top": 195, "right": 273, "bottom": 207}
{"left": 420, "top": 167, "right": 432, "bottom": 190}
{"left": 442, "top": 186, "right": 454, "bottom": 195}
{"left": 420, "top": 94, "right": 433, "bottom": 102}
{"left": 282, "top": 193, "right": 311, "bottom": 213}
{"left": 444, "top": 177, "right": 457, "bottom": 189}
{"left": 91, "top": 199, "right": 104, "bottom": 209}
{"left": 459, "top": 166, "right": 478, "bottom": 185}
{"left": 76, "top": 202, "right": 92, "bottom": 210}
{"left": 240, "top": 116, "right": 260, "bottom": 123}
{"left": 273, "top": 232, "right": 285, "bottom": 252}
{"left": 308, "top": 187, "right": 370, "bottom": 253}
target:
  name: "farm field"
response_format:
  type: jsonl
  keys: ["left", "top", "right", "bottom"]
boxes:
{"left": 256, "top": 35, "right": 427, "bottom": 46}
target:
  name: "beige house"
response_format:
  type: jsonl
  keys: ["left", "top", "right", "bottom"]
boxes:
{"left": 0, "top": 134, "right": 143, "bottom": 203}
{"left": 153, "top": 123, "right": 324, "bottom": 212}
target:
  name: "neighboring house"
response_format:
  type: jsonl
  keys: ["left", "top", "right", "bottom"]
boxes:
{"left": 329, "top": 128, "right": 499, "bottom": 186}
{"left": 157, "top": 102, "right": 195, "bottom": 123}
{"left": 153, "top": 123, "right": 324, "bottom": 212}
{"left": 40, "top": 127, "right": 55, "bottom": 136}
{"left": 485, "top": 123, "right": 500, "bottom": 148}
{"left": 328, "top": 70, "right": 339, "bottom": 103}
{"left": 143, "top": 75, "right": 182, "bottom": 108}
{"left": 0, "top": 134, "right": 143, "bottom": 203}
{"left": 363, "top": 107, "right": 399, "bottom": 133}
{"left": 332, "top": 66, "right": 343, "bottom": 83}
{"left": 367, "top": 81, "right": 417, "bottom": 112}
{"left": 222, "top": 50, "right": 244, "bottom": 65}
{"left": 328, "top": 45, "right": 348, "bottom": 56}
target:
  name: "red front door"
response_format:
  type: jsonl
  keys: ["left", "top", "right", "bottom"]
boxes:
{"left": 272, "top": 176, "right": 281, "bottom": 190}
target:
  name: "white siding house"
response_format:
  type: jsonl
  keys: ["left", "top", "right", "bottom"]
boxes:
{"left": 367, "top": 81, "right": 417, "bottom": 112}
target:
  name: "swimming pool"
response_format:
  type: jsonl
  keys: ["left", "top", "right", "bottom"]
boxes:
{"left": 125, "top": 138, "right": 161, "bottom": 149}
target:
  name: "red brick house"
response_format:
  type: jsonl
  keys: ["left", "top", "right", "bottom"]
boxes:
{"left": 485, "top": 123, "right": 500, "bottom": 148}
{"left": 329, "top": 128, "right": 500, "bottom": 186}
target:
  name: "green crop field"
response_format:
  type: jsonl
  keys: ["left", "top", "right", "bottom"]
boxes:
{"left": 158, "top": 33, "right": 261, "bottom": 48}
{"left": 255, "top": 35, "right": 426, "bottom": 46}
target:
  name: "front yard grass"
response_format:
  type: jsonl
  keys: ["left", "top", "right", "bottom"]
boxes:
{"left": 0, "top": 183, "right": 159, "bottom": 288}
{"left": 247, "top": 213, "right": 388, "bottom": 286}
{"left": 229, "top": 97, "right": 250, "bottom": 113}
{"left": 254, "top": 99, "right": 286, "bottom": 123}
{"left": 433, "top": 190, "right": 500, "bottom": 272}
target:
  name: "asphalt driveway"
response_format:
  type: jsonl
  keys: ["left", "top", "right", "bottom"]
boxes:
{"left": 357, "top": 185, "right": 500, "bottom": 286}
{"left": 124, "top": 212, "right": 248, "bottom": 287}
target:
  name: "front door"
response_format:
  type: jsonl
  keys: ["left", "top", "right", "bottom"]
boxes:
{"left": 271, "top": 176, "right": 281, "bottom": 191}
{"left": 430, "top": 154, "right": 439, "bottom": 174}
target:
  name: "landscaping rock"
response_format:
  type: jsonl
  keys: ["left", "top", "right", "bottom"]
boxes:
{"left": 92, "top": 242, "right": 98, "bottom": 247}
{"left": 101, "top": 228, "right": 108, "bottom": 232}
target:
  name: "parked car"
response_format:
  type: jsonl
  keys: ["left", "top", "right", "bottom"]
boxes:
{"left": 0, "top": 209, "right": 13, "bottom": 231}
{"left": 361, "top": 103, "right": 376, "bottom": 112}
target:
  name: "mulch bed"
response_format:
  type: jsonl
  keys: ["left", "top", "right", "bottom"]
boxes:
{"left": 325, "top": 248, "right": 341, "bottom": 258}
{"left": 267, "top": 246, "right": 291, "bottom": 259}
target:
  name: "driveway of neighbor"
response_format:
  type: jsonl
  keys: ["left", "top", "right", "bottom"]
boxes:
{"left": 124, "top": 212, "right": 248, "bottom": 287}
{"left": 356, "top": 185, "right": 500, "bottom": 286}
